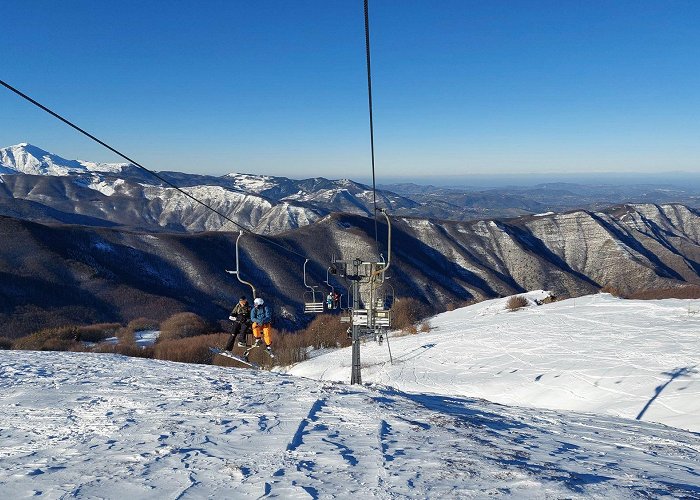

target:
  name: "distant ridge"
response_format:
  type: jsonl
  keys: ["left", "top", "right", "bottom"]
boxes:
{"left": 0, "top": 143, "right": 127, "bottom": 176}
{"left": 3, "top": 143, "right": 700, "bottom": 231}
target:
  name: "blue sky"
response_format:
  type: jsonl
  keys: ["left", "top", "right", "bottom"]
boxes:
{"left": 2, "top": 0, "right": 700, "bottom": 179}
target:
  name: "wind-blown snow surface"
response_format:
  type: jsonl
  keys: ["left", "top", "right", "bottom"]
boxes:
{"left": 289, "top": 293, "right": 700, "bottom": 433}
{"left": 1, "top": 351, "right": 699, "bottom": 498}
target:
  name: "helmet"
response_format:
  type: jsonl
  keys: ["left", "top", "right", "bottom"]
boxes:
{"left": 254, "top": 298, "right": 264, "bottom": 306}
{"left": 239, "top": 296, "right": 247, "bottom": 301}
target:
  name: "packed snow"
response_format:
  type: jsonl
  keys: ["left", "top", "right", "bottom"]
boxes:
{"left": 1, "top": 350, "right": 699, "bottom": 498}
{"left": 289, "top": 293, "right": 700, "bottom": 433}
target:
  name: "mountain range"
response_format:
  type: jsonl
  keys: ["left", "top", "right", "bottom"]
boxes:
{"left": 3, "top": 143, "right": 700, "bottom": 337}
{"left": 0, "top": 143, "right": 415, "bottom": 234}
{"left": 3, "top": 201, "right": 700, "bottom": 338}
{"left": 3, "top": 143, "right": 700, "bottom": 232}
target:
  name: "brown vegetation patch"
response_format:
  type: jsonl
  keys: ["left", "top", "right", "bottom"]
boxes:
{"left": 391, "top": 325, "right": 418, "bottom": 338}
{"left": 270, "top": 315, "right": 350, "bottom": 367}
{"left": 159, "top": 312, "right": 210, "bottom": 342}
{"left": 13, "top": 323, "right": 120, "bottom": 351}
{"left": 627, "top": 285, "right": 700, "bottom": 300}
{"left": 13, "top": 326, "right": 78, "bottom": 351}
{"left": 506, "top": 295, "right": 529, "bottom": 311}
{"left": 75, "top": 323, "right": 121, "bottom": 343}
{"left": 127, "top": 318, "right": 159, "bottom": 331}
{"left": 600, "top": 285, "right": 624, "bottom": 298}
{"left": 536, "top": 294, "right": 558, "bottom": 305}
{"left": 154, "top": 333, "right": 226, "bottom": 364}
{"left": 392, "top": 298, "right": 431, "bottom": 331}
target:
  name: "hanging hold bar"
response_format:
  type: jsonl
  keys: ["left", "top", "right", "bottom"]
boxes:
{"left": 226, "top": 230, "right": 257, "bottom": 299}
{"left": 371, "top": 208, "right": 392, "bottom": 282}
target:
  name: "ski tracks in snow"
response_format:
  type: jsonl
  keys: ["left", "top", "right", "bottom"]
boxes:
{"left": 2, "top": 351, "right": 700, "bottom": 498}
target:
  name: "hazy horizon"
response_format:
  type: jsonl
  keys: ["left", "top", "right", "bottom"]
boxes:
{"left": 5, "top": 140, "right": 700, "bottom": 191}
{"left": 3, "top": 1, "right": 700, "bottom": 179}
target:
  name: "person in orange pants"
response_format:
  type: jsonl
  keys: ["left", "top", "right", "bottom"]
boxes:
{"left": 251, "top": 297, "right": 274, "bottom": 357}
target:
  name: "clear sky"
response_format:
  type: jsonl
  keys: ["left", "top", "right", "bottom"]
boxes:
{"left": 2, "top": 0, "right": 700, "bottom": 179}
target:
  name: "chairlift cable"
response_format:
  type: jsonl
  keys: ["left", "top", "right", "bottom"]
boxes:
{"left": 0, "top": 78, "right": 310, "bottom": 261}
{"left": 363, "top": 0, "right": 380, "bottom": 255}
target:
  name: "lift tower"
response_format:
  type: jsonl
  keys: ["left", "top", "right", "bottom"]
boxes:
{"left": 333, "top": 210, "right": 392, "bottom": 384}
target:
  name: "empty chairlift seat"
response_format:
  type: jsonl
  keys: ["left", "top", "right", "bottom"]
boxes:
{"left": 303, "top": 290, "right": 325, "bottom": 314}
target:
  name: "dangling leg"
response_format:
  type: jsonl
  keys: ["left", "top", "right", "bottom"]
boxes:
{"left": 262, "top": 323, "right": 273, "bottom": 346}
{"left": 238, "top": 323, "right": 251, "bottom": 347}
{"left": 226, "top": 322, "right": 243, "bottom": 351}
{"left": 252, "top": 323, "right": 263, "bottom": 346}
{"left": 224, "top": 334, "right": 235, "bottom": 352}
{"left": 262, "top": 323, "right": 274, "bottom": 358}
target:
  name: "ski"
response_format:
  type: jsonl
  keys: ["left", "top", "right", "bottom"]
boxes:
{"left": 210, "top": 347, "right": 260, "bottom": 369}
{"left": 243, "top": 342, "right": 275, "bottom": 360}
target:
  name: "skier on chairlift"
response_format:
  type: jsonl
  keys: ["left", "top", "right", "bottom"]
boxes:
{"left": 251, "top": 297, "right": 274, "bottom": 356}
{"left": 326, "top": 291, "right": 334, "bottom": 310}
{"left": 225, "top": 296, "right": 251, "bottom": 351}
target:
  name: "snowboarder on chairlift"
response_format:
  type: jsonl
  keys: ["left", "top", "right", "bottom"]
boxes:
{"left": 326, "top": 292, "right": 334, "bottom": 310}
{"left": 251, "top": 297, "right": 274, "bottom": 355}
{"left": 225, "top": 296, "right": 252, "bottom": 351}
{"left": 333, "top": 291, "right": 340, "bottom": 309}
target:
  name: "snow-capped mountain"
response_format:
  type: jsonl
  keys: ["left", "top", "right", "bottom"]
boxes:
{"left": 3, "top": 143, "right": 700, "bottom": 235}
{"left": 0, "top": 143, "right": 416, "bottom": 234}
{"left": 0, "top": 143, "right": 128, "bottom": 176}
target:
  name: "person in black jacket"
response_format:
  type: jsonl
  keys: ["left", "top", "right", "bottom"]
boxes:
{"left": 225, "top": 296, "right": 252, "bottom": 351}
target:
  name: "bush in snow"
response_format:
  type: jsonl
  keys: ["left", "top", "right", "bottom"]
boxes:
{"left": 270, "top": 332, "right": 310, "bottom": 367}
{"left": 155, "top": 333, "right": 226, "bottom": 364}
{"left": 127, "top": 317, "right": 159, "bottom": 331}
{"left": 13, "top": 326, "right": 80, "bottom": 351}
{"left": 299, "top": 314, "right": 349, "bottom": 350}
{"left": 14, "top": 323, "right": 125, "bottom": 351}
{"left": 0, "top": 337, "right": 13, "bottom": 350}
{"left": 75, "top": 323, "right": 121, "bottom": 343}
{"left": 392, "top": 298, "right": 431, "bottom": 331}
{"left": 419, "top": 321, "right": 431, "bottom": 333}
{"left": 159, "top": 313, "right": 210, "bottom": 342}
{"left": 266, "top": 315, "right": 351, "bottom": 367}
{"left": 506, "top": 295, "right": 528, "bottom": 311}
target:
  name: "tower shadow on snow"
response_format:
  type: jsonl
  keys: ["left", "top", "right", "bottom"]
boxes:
{"left": 636, "top": 365, "right": 698, "bottom": 421}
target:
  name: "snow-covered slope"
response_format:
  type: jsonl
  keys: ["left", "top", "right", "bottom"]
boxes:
{"left": 289, "top": 292, "right": 700, "bottom": 433}
{"left": 0, "top": 143, "right": 127, "bottom": 175}
{"left": 1, "top": 351, "right": 699, "bottom": 498}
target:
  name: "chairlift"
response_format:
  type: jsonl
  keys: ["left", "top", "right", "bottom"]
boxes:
{"left": 303, "top": 259, "right": 325, "bottom": 314}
